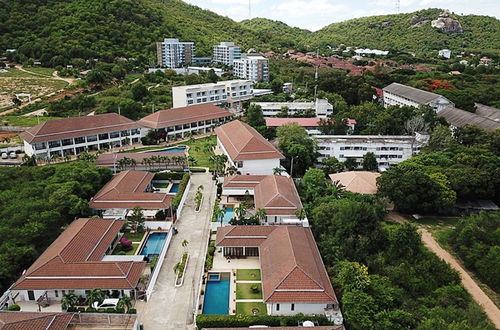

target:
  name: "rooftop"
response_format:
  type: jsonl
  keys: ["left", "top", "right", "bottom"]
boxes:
{"left": 216, "top": 226, "right": 338, "bottom": 304}
{"left": 0, "top": 312, "right": 73, "bottom": 330}
{"left": 329, "top": 171, "right": 381, "bottom": 194}
{"left": 12, "top": 218, "right": 145, "bottom": 291}
{"left": 383, "top": 82, "right": 449, "bottom": 105}
{"left": 172, "top": 80, "right": 251, "bottom": 90}
{"left": 215, "top": 120, "right": 284, "bottom": 161}
{"left": 137, "top": 104, "right": 233, "bottom": 129}
{"left": 89, "top": 170, "right": 172, "bottom": 210}
{"left": 438, "top": 106, "right": 500, "bottom": 131}
{"left": 19, "top": 113, "right": 140, "bottom": 144}
{"left": 96, "top": 152, "right": 186, "bottom": 167}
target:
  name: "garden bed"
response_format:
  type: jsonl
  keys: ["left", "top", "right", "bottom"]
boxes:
{"left": 175, "top": 252, "right": 189, "bottom": 287}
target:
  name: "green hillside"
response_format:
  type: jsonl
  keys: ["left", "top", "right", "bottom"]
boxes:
{"left": 310, "top": 9, "right": 500, "bottom": 53}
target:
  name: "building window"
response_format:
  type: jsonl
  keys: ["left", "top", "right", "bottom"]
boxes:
{"left": 291, "top": 304, "right": 294, "bottom": 311}
{"left": 110, "top": 131, "right": 120, "bottom": 138}
{"left": 55, "top": 290, "right": 59, "bottom": 298}
{"left": 74, "top": 136, "right": 85, "bottom": 144}
{"left": 99, "top": 133, "right": 109, "bottom": 140}
{"left": 48, "top": 140, "right": 61, "bottom": 148}
{"left": 86, "top": 135, "right": 97, "bottom": 142}
{"left": 61, "top": 138, "right": 73, "bottom": 146}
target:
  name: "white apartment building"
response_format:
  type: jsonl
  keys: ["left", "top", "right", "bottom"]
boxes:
{"left": 156, "top": 38, "right": 195, "bottom": 68}
{"left": 172, "top": 80, "right": 253, "bottom": 108}
{"left": 383, "top": 83, "right": 454, "bottom": 111}
{"left": 19, "top": 113, "right": 142, "bottom": 159}
{"left": 213, "top": 42, "right": 241, "bottom": 66}
{"left": 233, "top": 53, "right": 269, "bottom": 82}
{"left": 251, "top": 98, "right": 333, "bottom": 117}
{"left": 315, "top": 134, "right": 427, "bottom": 170}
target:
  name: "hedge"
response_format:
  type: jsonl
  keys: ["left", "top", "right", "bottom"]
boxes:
{"left": 7, "top": 304, "right": 21, "bottom": 311}
{"left": 196, "top": 314, "right": 331, "bottom": 329}
{"left": 190, "top": 167, "right": 207, "bottom": 173}
{"left": 172, "top": 173, "right": 190, "bottom": 209}
{"left": 153, "top": 172, "right": 185, "bottom": 181}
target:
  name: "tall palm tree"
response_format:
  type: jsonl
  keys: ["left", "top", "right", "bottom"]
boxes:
{"left": 117, "top": 295, "right": 132, "bottom": 313}
{"left": 213, "top": 206, "right": 226, "bottom": 226}
{"left": 235, "top": 203, "right": 246, "bottom": 221}
{"left": 129, "top": 158, "right": 137, "bottom": 170}
{"left": 61, "top": 292, "right": 78, "bottom": 310}
{"left": 86, "top": 289, "right": 104, "bottom": 308}
{"left": 181, "top": 239, "right": 189, "bottom": 250}
{"left": 255, "top": 208, "right": 267, "bottom": 224}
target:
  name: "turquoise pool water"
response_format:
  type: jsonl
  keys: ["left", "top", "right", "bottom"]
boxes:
{"left": 140, "top": 232, "right": 167, "bottom": 257}
{"left": 169, "top": 183, "right": 180, "bottom": 194}
{"left": 222, "top": 207, "right": 234, "bottom": 223}
{"left": 203, "top": 272, "right": 230, "bottom": 314}
{"left": 154, "top": 146, "right": 187, "bottom": 153}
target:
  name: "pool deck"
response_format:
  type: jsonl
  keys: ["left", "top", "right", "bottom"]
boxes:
{"left": 212, "top": 252, "right": 260, "bottom": 270}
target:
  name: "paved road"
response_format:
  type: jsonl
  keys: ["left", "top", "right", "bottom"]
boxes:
{"left": 140, "top": 174, "right": 214, "bottom": 329}
{"left": 419, "top": 228, "right": 500, "bottom": 328}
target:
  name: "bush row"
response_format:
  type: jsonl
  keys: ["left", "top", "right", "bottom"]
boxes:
{"left": 190, "top": 167, "right": 207, "bottom": 173}
{"left": 204, "top": 240, "right": 216, "bottom": 272}
{"left": 196, "top": 313, "right": 330, "bottom": 329}
{"left": 153, "top": 172, "right": 185, "bottom": 181}
{"left": 66, "top": 307, "right": 137, "bottom": 314}
{"left": 172, "top": 173, "right": 190, "bottom": 209}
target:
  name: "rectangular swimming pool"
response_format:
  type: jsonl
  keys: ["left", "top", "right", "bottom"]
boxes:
{"left": 203, "top": 272, "right": 230, "bottom": 314}
{"left": 140, "top": 232, "right": 167, "bottom": 257}
{"left": 222, "top": 206, "right": 234, "bottom": 223}
{"left": 169, "top": 183, "right": 180, "bottom": 194}
{"left": 154, "top": 146, "right": 187, "bottom": 153}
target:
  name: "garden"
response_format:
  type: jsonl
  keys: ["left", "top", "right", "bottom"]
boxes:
{"left": 236, "top": 283, "right": 263, "bottom": 300}
{"left": 236, "top": 302, "right": 267, "bottom": 316}
{"left": 236, "top": 269, "right": 261, "bottom": 281}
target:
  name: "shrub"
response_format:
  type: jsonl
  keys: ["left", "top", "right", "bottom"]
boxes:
{"left": 250, "top": 284, "right": 260, "bottom": 293}
{"left": 116, "top": 307, "right": 125, "bottom": 313}
{"left": 97, "top": 308, "right": 106, "bottom": 313}
{"left": 105, "top": 307, "right": 116, "bottom": 313}
{"left": 150, "top": 255, "right": 159, "bottom": 270}
{"left": 204, "top": 254, "right": 213, "bottom": 272}
{"left": 190, "top": 167, "right": 206, "bottom": 173}
{"left": 77, "top": 307, "right": 86, "bottom": 312}
{"left": 195, "top": 314, "right": 330, "bottom": 328}
{"left": 86, "top": 307, "right": 96, "bottom": 312}
{"left": 7, "top": 304, "right": 20, "bottom": 311}
{"left": 67, "top": 307, "right": 77, "bottom": 312}
{"left": 128, "top": 308, "right": 137, "bottom": 314}
{"left": 153, "top": 172, "right": 184, "bottom": 181}
{"left": 172, "top": 173, "right": 190, "bottom": 209}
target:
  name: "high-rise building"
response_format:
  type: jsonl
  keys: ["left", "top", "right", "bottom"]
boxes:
{"left": 232, "top": 53, "right": 269, "bottom": 82}
{"left": 213, "top": 42, "right": 241, "bottom": 66}
{"left": 156, "top": 38, "right": 195, "bottom": 68}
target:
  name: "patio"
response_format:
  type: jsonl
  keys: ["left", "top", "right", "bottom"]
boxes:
{"left": 212, "top": 250, "right": 260, "bottom": 270}
{"left": 16, "top": 300, "right": 62, "bottom": 312}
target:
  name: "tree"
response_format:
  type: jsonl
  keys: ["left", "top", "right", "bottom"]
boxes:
{"left": 255, "top": 208, "right": 267, "bottom": 223}
{"left": 128, "top": 206, "right": 145, "bottom": 232}
{"left": 61, "top": 292, "right": 78, "bottom": 310}
{"left": 300, "top": 168, "right": 331, "bottom": 204}
{"left": 321, "top": 156, "right": 344, "bottom": 174}
{"left": 277, "top": 123, "right": 317, "bottom": 176}
{"left": 295, "top": 208, "right": 307, "bottom": 221}
{"left": 344, "top": 157, "right": 358, "bottom": 171}
{"left": 86, "top": 289, "right": 104, "bottom": 307}
{"left": 362, "top": 152, "right": 378, "bottom": 171}
{"left": 131, "top": 83, "right": 149, "bottom": 101}
{"left": 117, "top": 295, "right": 132, "bottom": 312}
{"left": 342, "top": 290, "right": 376, "bottom": 329}
{"left": 426, "top": 125, "right": 455, "bottom": 151}
{"left": 246, "top": 104, "right": 265, "bottom": 128}
{"left": 181, "top": 239, "right": 189, "bottom": 251}
{"left": 334, "top": 261, "right": 371, "bottom": 292}
{"left": 86, "top": 69, "right": 110, "bottom": 85}
{"left": 213, "top": 204, "right": 226, "bottom": 226}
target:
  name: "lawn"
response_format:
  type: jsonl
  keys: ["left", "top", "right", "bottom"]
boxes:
{"left": 237, "top": 269, "right": 261, "bottom": 281}
{"left": 122, "top": 231, "right": 146, "bottom": 242}
{"left": 0, "top": 115, "right": 61, "bottom": 127}
{"left": 112, "top": 242, "right": 140, "bottom": 255}
{"left": 236, "top": 283, "right": 263, "bottom": 300}
{"left": 154, "top": 183, "right": 169, "bottom": 188}
{"left": 236, "top": 302, "right": 267, "bottom": 316}
{"left": 22, "top": 67, "right": 56, "bottom": 76}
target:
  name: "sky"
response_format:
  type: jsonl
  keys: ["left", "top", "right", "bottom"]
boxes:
{"left": 183, "top": 0, "right": 499, "bottom": 31}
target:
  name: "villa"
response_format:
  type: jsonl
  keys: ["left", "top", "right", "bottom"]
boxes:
{"left": 7, "top": 218, "right": 147, "bottom": 310}
{"left": 215, "top": 120, "right": 284, "bottom": 175}
{"left": 137, "top": 103, "right": 233, "bottom": 140}
{"left": 89, "top": 170, "right": 175, "bottom": 221}
{"left": 222, "top": 175, "right": 308, "bottom": 226}
{"left": 19, "top": 113, "right": 142, "bottom": 159}
{"left": 213, "top": 226, "right": 342, "bottom": 323}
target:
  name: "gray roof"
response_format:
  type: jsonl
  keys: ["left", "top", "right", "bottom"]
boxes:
{"left": 438, "top": 107, "right": 500, "bottom": 131}
{"left": 475, "top": 103, "right": 500, "bottom": 122}
{"left": 383, "top": 83, "right": 447, "bottom": 104}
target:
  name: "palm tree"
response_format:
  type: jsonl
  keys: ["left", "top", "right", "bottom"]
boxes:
{"left": 235, "top": 203, "right": 246, "bottom": 221}
{"left": 181, "top": 239, "right": 189, "bottom": 251}
{"left": 117, "top": 295, "right": 132, "bottom": 313}
{"left": 213, "top": 206, "right": 226, "bottom": 226}
{"left": 129, "top": 158, "right": 137, "bottom": 170}
{"left": 295, "top": 208, "right": 307, "bottom": 222}
{"left": 255, "top": 208, "right": 267, "bottom": 224}
{"left": 225, "top": 166, "right": 238, "bottom": 176}
{"left": 273, "top": 167, "right": 283, "bottom": 175}
{"left": 86, "top": 289, "right": 104, "bottom": 308}
{"left": 61, "top": 292, "right": 78, "bottom": 310}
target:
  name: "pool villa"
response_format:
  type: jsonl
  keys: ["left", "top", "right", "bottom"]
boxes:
{"left": 96, "top": 151, "right": 187, "bottom": 172}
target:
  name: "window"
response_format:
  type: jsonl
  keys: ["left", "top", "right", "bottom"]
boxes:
{"left": 276, "top": 304, "right": 280, "bottom": 311}
{"left": 55, "top": 290, "right": 59, "bottom": 298}
{"left": 291, "top": 304, "right": 295, "bottom": 311}
{"left": 120, "top": 130, "right": 130, "bottom": 137}
{"left": 110, "top": 131, "right": 120, "bottom": 138}
{"left": 48, "top": 140, "right": 61, "bottom": 148}
{"left": 74, "top": 137, "right": 85, "bottom": 144}
{"left": 86, "top": 135, "right": 97, "bottom": 142}
{"left": 34, "top": 142, "right": 46, "bottom": 150}
{"left": 98, "top": 133, "right": 109, "bottom": 140}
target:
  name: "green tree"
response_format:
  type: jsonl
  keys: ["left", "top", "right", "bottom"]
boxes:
{"left": 277, "top": 123, "right": 317, "bottom": 176}
{"left": 128, "top": 206, "right": 145, "bottom": 232}
{"left": 300, "top": 168, "right": 331, "bottom": 204}
{"left": 86, "top": 289, "right": 104, "bottom": 307}
{"left": 117, "top": 295, "right": 132, "bottom": 312}
{"left": 321, "top": 156, "right": 344, "bottom": 175}
{"left": 61, "top": 292, "right": 78, "bottom": 310}
{"left": 246, "top": 104, "right": 265, "bottom": 128}
{"left": 344, "top": 157, "right": 358, "bottom": 171}
{"left": 131, "top": 83, "right": 149, "bottom": 101}
{"left": 362, "top": 152, "right": 378, "bottom": 171}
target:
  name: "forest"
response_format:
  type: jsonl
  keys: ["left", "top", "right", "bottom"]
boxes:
{"left": 299, "top": 169, "right": 495, "bottom": 329}
{"left": 0, "top": 162, "right": 112, "bottom": 293}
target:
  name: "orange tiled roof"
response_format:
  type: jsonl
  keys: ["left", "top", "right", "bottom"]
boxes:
{"left": 329, "top": 171, "right": 381, "bottom": 194}
{"left": 215, "top": 120, "right": 284, "bottom": 161}
{"left": 0, "top": 312, "right": 73, "bottom": 330}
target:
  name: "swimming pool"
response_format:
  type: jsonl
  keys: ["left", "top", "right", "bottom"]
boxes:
{"left": 154, "top": 146, "right": 187, "bottom": 153}
{"left": 222, "top": 206, "right": 234, "bottom": 223}
{"left": 140, "top": 232, "right": 167, "bottom": 257}
{"left": 203, "top": 272, "right": 230, "bottom": 314}
{"left": 169, "top": 183, "right": 180, "bottom": 194}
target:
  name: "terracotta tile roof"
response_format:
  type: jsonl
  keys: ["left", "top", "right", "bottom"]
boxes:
{"left": 216, "top": 226, "right": 338, "bottom": 304}
{"left": 253, "top": 176, "right": 303, "bottom": 216}
{"left": 222, "top": 175, "right": 267, "bottom": 188}
{"left": 215, "top": 120, "right": 284, "bottom": 161}
{"left": 12, "top": 218, "right": 145, "bottom": 291}
{"left": 137, "top": 104, "right": 233, "bottom": 129}
{"left": 0, "top": 312, "right": 73, "bottom": 330}
{"left": 96, "top": 152, "right": 186, "bottom": 167}
{"left": 89, "top": 170, "right": 172, "bottom": 210}
{"left": 329, "top": 171, "right": 381, "bottom": 194}
{"left": 19, "top": 113, "right": 140, "bottom": 144}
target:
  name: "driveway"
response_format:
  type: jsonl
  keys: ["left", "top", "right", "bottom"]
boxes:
{"left": 139, "top": 173, "right": 214, "bottom": 329}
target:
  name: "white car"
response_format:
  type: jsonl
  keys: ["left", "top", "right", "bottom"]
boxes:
{"left": 92, "top": 298, "right": 120, "bottom": 309}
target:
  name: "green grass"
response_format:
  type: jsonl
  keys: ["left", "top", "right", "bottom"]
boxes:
{"left": 22, "top": 67, "right": 55, "bottom": 76}
{"left": 123, "top": 231, "right": 146, "bottom": 242}
{"left": 154, "top": 183, "right": 169, "bottom": 188}
{"left": 236, "top": 302, "right": 267, "bottom": 316}
{"left": 237, "top": 269, "right": 261, "bottom": 281}
{"left": 112, "top": 242, "right": 140, "bottom": 255}
{"left": 0, "top": 115, "right": 61, "bottom": 127}
{"left": 236, "top": 283, "right": 263, "bottom": 300}
{"left": 0, "top": 68, "right": 36, "bottom": 77}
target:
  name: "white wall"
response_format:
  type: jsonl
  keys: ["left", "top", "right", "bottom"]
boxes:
{"left": 240, "top": 159, "right": 281, "bottom": 175}
{"left": 268, "top": 302, "right": 328, "bottom": 316}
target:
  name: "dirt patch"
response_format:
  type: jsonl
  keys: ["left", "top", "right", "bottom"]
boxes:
{"left": 46, "top": 88, "right": 85, "bottom": 102}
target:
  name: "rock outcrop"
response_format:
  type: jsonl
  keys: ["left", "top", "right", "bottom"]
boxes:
{"left": 381, "top": 21, "right": 393, "bottom": 27}
{"left": 431, "top": 10, "right": 463, "bottom": 34}
{"left": 409, "top": 15, "right": 430, "bottom": 28}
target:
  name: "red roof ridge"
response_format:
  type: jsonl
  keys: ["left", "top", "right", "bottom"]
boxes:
{"left": 84, "top": 220, "right": 118, "bottom": 261}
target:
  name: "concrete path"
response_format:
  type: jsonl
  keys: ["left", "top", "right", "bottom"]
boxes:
{"left": 139, "top": 174, "right": 214, "bottom": 330}
{"left": 419, "top": 228, "right": 500, "bottom": 328}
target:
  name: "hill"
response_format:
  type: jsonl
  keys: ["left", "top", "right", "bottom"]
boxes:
{"left": 310, "top": 9, "right": 500, "bottom": 53}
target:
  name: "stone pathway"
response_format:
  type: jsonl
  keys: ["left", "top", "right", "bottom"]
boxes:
{"left": 138, "top": 174, "right": 214, "bottom": 330}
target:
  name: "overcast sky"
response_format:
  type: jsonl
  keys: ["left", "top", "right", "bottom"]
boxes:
{"left": 183, "top": 0, "right": 499, "bottom": 31}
